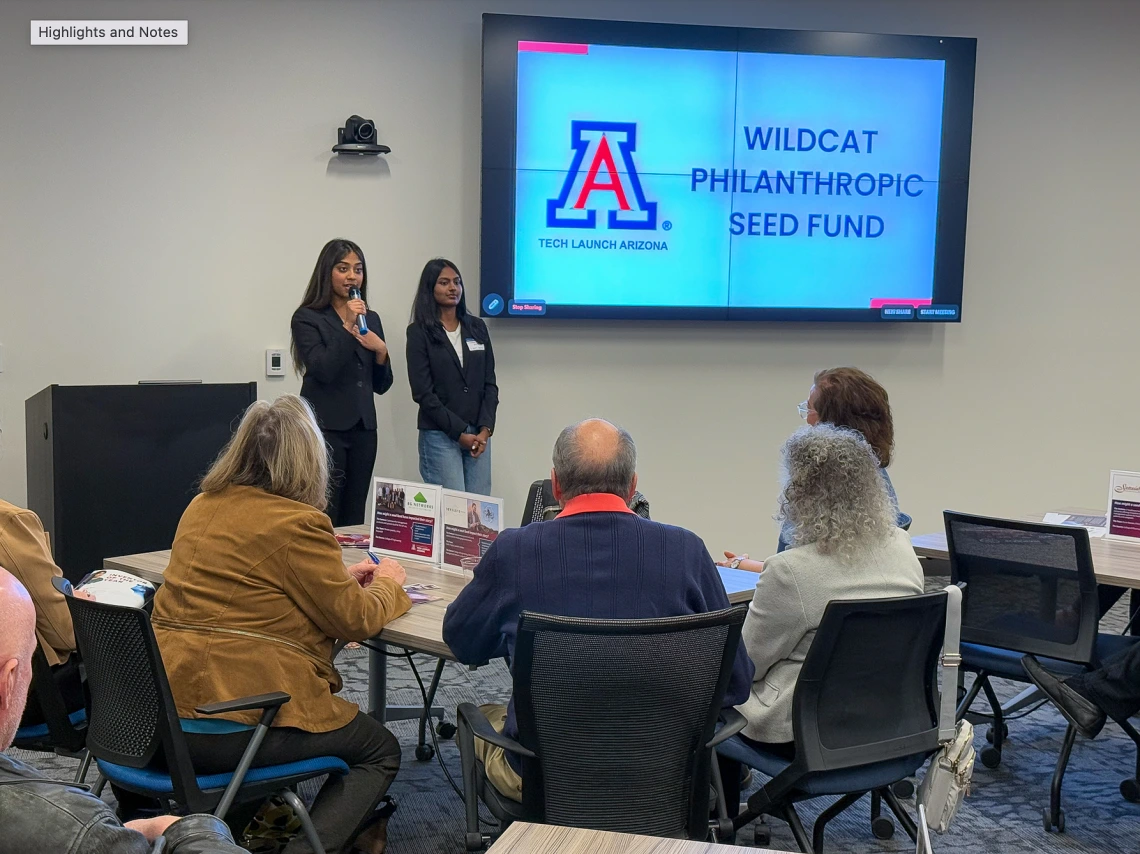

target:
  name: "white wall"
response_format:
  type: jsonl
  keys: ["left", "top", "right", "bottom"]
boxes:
{"left": 2, "top": 0, "right": 1138, "bottom": 557}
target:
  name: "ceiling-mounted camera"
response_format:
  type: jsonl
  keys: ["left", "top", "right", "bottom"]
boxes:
{"left": 332, "top": 115, "right": 391, "bottom": 155}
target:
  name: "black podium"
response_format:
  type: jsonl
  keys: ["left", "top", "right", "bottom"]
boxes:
{"left": 25, "top": 382, "right": 257, "bottom": 581}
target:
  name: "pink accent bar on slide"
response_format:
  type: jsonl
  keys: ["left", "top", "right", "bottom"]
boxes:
{"left": 869, "top": 298, "right": 934, "bottom": 308}
{"left": 518, "top": 40, "right": 589, "bottom": 54}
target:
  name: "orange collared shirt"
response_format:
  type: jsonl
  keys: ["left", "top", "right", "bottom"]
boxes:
{"left": 556, "top": 492, "right": 636, "bottom": 518}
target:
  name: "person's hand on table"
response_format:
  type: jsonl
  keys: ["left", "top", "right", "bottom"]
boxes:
{"left": 716, "top": 551, "right": 764, "bottom": 573}
{"left": 347, "top": 560, "right": 376, "bottom": 587}
{"left": 372, "top": 557, "right": 407, "bottom": 586}
{"left": 125, "top": 815, "right": 181, "bottom": 841}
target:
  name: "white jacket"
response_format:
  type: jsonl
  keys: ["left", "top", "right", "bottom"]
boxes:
{"left": 737, "top": 526, "right": 925, "bottom": 744}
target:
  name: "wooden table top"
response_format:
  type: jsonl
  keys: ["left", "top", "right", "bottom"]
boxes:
{"left": 488, "top": 822, "right": 774, "bottom": 854}
{"left": 103, "top": 526, "right": 759, "bottom": 660}
{"left": 911, "top": 507, "right": 1140, "bottom": 590}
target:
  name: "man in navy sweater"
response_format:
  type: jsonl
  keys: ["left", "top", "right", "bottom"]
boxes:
{"left": 442, "top": 418, "right": 754, "bottom": 801}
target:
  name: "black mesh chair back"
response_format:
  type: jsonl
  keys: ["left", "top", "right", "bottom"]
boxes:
{"left": 792, "top": 591, "right": 947, "bottom": 773}
{"left": 944, "top": 511, "right": 1097, "bottom": 664}
{"left": 57, "top": 580, "right": 202, "bottom": 805}
{"left": 512, "top": 607, "right": 744, "bottom": 839}
{"left": 520, "top": 480, "right": 552, "bottom": 526}
{"left": 520, "top": 479, "right": 651, "bottom": 526}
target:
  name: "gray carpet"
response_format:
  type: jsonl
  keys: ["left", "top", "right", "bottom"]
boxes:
{"left": 9, "top": 583, "right": 1140, "bottom": 853}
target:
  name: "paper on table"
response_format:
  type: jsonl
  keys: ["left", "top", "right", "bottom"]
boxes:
{"left": 1042, "top": 513, "right": 1107, "bottom": 538}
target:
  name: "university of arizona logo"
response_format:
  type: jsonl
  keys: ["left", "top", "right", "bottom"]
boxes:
{"left": 546, "top": 121, "right": 657, "bottom": 230}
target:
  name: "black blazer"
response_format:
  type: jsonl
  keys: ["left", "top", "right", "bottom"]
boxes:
{"left": 406, "top": 315, "right": 498, "bottom": 441}
{"left": 291, "top": 305, "right": 394, "bottom": 432}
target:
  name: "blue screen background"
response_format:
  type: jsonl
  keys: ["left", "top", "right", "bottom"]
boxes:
{"left": 513, "top": 43, "right": 946, "bottom": 310}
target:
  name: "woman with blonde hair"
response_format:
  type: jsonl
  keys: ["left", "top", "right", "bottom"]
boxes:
{"left": 736, "top": 425, "right": 924, "bottom": 756}
{"left": 151, "top": 394, "right": 410, "bottom": 854}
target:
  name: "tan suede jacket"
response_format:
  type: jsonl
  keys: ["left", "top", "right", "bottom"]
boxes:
{"left": 152, "top": 485, "right": 411, "bottom": 732}
{"left": 0, "top": 500, "right": 75, "bottom": 666}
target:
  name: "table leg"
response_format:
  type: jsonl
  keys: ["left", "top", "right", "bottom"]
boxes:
{"left": 367, "top": 641, "right": 445, "bottom": 725}
{"left": 369, "top": 640, "right": 388, "bottom": 723}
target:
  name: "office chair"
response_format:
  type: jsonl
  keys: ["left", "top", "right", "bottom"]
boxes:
{"left": 13, "top": 644, "right": 91, "bottom": 783}
{"left": 944, "top": 511, "right": 1140, "bottom": 831}
{"left": 519, "top": 479, "right": 651, "bottom": 526}
{"left": 54, "top": 577, "right": 344, "bottom": 854}
{"left": 718, "top": 589, "right": 951, "bottom": 854}
{"left": 456, "top": 608, "right": 748, "bottom": 851}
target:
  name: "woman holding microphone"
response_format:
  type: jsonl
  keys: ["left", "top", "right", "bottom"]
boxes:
{"left": 406, "top": 258, "right": 498, "bottom": 494}
{"left": 291, "top": 239, "right": 393, "bottom": 526}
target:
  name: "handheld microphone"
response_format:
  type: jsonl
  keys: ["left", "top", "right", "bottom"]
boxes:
{"left": 348, "top": 287, "right": 368, "bottom": 334}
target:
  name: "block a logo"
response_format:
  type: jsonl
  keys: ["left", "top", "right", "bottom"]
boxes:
{"left": 546, "top": 121, "right": 658, "bottom": 230}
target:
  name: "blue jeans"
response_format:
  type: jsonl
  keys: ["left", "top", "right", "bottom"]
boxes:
{"left": 418, "top": 428, "right": 492, "bottom": 495}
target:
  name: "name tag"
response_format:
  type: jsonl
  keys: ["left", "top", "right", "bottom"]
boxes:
{"left": 466, "top": 339, "right": 485, "bottom": 351}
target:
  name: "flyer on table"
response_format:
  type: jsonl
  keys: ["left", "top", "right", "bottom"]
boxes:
{"left": 368, "top": 478, "right": 441, "bottom": 562}
{"left": 441, "top": 489, "right": 504, "bottom": 573}
{"left": 1107, "top": 470, "right": 1140, "bottom": 540}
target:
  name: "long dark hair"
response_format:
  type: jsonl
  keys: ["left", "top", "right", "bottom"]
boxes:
{"left": 291, "top": 239, "right": 368, "bottom": 373}
{"left": 410, "top": 258, "right": 467, "bottom": 332}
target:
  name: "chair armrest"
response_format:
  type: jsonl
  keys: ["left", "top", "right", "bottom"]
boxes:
{"left": 195, "top": 692, "right": 291, "bottom": 716}
{"left": 707, "top": 707, "right": 748, "bottom": 749}
{"left": 456, "top": 702, "right": 535, "bottom": 758}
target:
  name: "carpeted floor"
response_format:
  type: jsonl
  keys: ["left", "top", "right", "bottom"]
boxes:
{"left": 9, "top": 581, "right": 1140, "bottom": 853}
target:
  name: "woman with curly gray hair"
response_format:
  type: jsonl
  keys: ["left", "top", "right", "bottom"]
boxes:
{"left": 734, "top": 424, "right": 925, "bottom": 757}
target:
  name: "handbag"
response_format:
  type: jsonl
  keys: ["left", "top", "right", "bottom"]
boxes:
{"left": 917, "top": 583, "right": 975, "bottom": 834}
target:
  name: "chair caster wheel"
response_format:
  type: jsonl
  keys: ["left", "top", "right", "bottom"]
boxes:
{"left": 871, "top": 817, "right": 895, "bottom": 840}
{"left": 438, "top": 721, "right": 457, "bottom": 739}
{"left": 465, "top": 831, "right": 486, "bottom": 851}
{"left": 985, "top": 723, "right": 1008, "bottom": 744}
{"left": 1042, "top": 807, "right": 1065, "bottom": 833}
{"left": 415, "top": 743, "right": 435, "bottom": 761}
{"left": 714, "top": 819, "right": 735, "bottom": 843}
{"left": 980, "top": 746, "right": 1001, "bottom": 768}
{"left": 1121, "top": 778, "right": 1140, "bottom": 803}
{"left": 753, "top": 821, "right": 771, "bottom": 847}
{"left": 892, "top": 779, "right": 915, "bottom": 799}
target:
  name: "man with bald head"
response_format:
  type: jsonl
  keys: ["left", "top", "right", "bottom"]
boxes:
{"left": 0, "top": 568, "right": 248, "bottom": 853}
{"left": 443, "top": 418, "right": 754, "bottom": 802}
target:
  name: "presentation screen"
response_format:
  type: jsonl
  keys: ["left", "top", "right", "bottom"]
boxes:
{"left": 481, "top": 15, "right": 976, "bottom": 322}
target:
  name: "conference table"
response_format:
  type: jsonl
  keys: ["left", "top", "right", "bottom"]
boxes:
{"left": 103, "top": 524, "right": 761, "bottom": 723}
{"left": 486, "top": 821, "right": 776, "bottom": 854}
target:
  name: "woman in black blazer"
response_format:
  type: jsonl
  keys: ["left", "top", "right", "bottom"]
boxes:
{"left": 290, "top": 239, "right": 393, "bottom": 525}
{"left": 406, "top": 258, "right": 498, "bottom": 495}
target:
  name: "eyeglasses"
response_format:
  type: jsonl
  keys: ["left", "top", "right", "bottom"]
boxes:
{"left": 797, "top": 401, "right": 813, "bottom": 420}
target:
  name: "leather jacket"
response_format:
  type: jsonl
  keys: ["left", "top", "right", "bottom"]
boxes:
{"left": 0, "top": 754, "right": 247, "bottom": 854}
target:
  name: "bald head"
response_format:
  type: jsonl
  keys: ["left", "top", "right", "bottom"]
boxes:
{"left": 0, "top": 567, "right": 37, "bottom": 749}
{"left": 551, "top": 418, "right": 637, "bottom": 504}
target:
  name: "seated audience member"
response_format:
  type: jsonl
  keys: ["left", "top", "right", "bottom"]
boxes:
{"left": 150, "top": 394, "right": 411, "bottom": 854}
{"left": 721, "top": 366, "right": 902, "bottom": 571}
{"left": 737, "top": 425, "right": 925, "bottom": 755}
{"left": 0, "top": 567, "right": 247, "bottom": 853}
{"left": 442, "top": 418, "right": 755, "bottom": 802}
{"left": 0, "top": 497, "right": 83, "bottom": 726}
{"left": 1023, "top": 648, "right": 1140, "bottom": 739}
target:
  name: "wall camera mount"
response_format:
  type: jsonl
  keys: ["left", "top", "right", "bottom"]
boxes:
{"left": 332, "top": 115, "right": 390, "bottom": 155}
